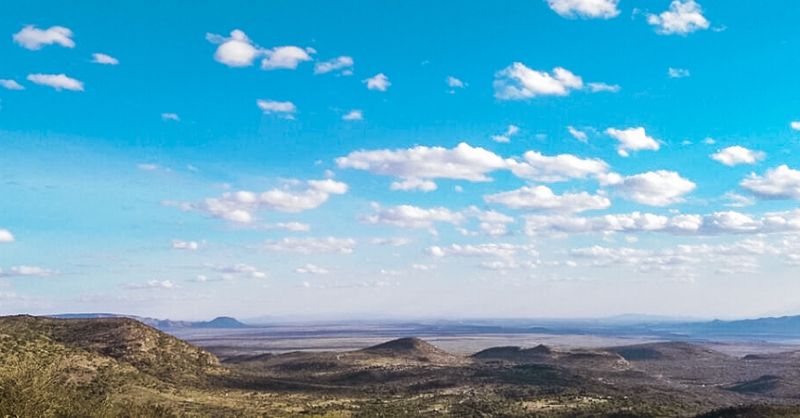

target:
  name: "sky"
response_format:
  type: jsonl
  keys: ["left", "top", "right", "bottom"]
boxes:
{"left": 2, "top": 0, "right": 800, "bottom": 321}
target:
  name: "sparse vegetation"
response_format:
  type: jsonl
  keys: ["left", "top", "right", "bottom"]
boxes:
{"left": 1, "top": 316, "right": 800, "bottom": 417}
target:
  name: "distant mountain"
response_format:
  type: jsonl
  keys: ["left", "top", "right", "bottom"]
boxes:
{"left": 666, "top": 315, "right": 800, "bottom": 339}
{"left": 50, "top": 313, "right": 249, "bottom": 330}
{"left": 190, "top": 316, "right": 249, "bottom": 329}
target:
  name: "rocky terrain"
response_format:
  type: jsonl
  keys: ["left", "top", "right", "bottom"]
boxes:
{"left": 2, "top": 315, "right": 800, "bottom": 417}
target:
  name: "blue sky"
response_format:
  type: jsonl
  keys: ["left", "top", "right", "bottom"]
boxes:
{"left": 2, "top": 0, "right": 800, "bottom": 320}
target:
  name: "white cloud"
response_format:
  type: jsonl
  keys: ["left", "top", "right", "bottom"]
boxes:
{"left": 264, "top": 237, "right": 356, "bottom": 254}
{"left": 337, "top": 142, "right": 507, "bottom": 188}
{"left": 257, "top": 99, "right": 296, "bottom": 118}
{"left": 741, "top": 165, "right": 800, "bottom": 200}
{"left": 609, "top": 170, "right": 696, "bottom": 206}
{"left": 314, "top": 56, "right": 354, "bottom": 75}
{"left": 546, "top": 0, "right": 620, "bottom": 19}
{"left": 494, "top": 63, "right": 583, "bottom": 100}
{"left": 668, "top": 67, "right": 690, "bottom": 78}
{"left": 364, "top": 73, "right": 390, "bottom": 91}
{"left": 266, "top": 222, "right": 311, "bottom": 232}
{"left": 647, "top": 0, "right": 710, "bottom": 35}
{"left": 172, "top": 240, "right": 199, "bottom": 250}
{"left": 470, "top": 208, "right": 515, "bottom": 237}
{"left": 212, "top": 263, "right": 267, "bottom": 279}
{"left": 92, "top": 53, "right": 119, "bottom": 65}
{"left": 363, "top": 204, "right": 513, "bottom": 236}
{"left": 723, "top": 192, "right": 755, "bottom": 208}
{"left": 525, "top": 209, "right": 800, "bottom": 236}
{"left": 161, "top": 113, "right": 180, "bottom": 121}
{"left": 0, "top": 266, "right": 57, "bottom": 278}
{"left": 428, "top": 243, "right": 538, "bottom": 260}
{"left": 371, "top": 237, "right": 412, "bottom": 247}
{"left": 485, "top": 185, "right": 610, "bottom": 213}
{"left": 295, "top": 263, "right": 329, "bottom": 275}
{"left": 26, "top": 73, "right": 83, "bottom": 91}
{"left": 262, "top": 46, "right": 314, "bottom": 70}
{"left": 342, "top": 109, "right": 363, "bottom": 121}
{"left": 125, "top": 280, "right": 178, "bottom": 290}
{"left": 13, "top": 25, "right": 74, "bottom": 50}
{"left": 206, "top": 30, "right": 260, "bottom": 67}
{"left": 791, "top": 121, "right": 800, "bottom": 131}
{"left": 0, "top": 79, "right": 24, "bottom": 90}
{"left": 491, "top": 124, "right": 520, "bottom": 143}
{"left": 446, "top": 76, "right": 466, "bottom": 93}
{"left": 711, "top": 146, "right": 765, "bottom": 166}
{"left": 567, "top": 126, "right": 588, "bottom": 142}
{"left": 364, "top": 204, "right": 464, "bottom": 229}
{"left": 508, "top": 151, "right": 610, "bottom": 182}
{"left": 0, "top": 229, "right": 13, "bottom": 243}
{"left": 390, "top": 178, "right": 438, "bottom": 192}
{"left": 177, "top": 179, "right": 347, "bottom": 223}
{"left": 587, "top": 82, "right": 620, "bottom": 93}
{"left": 605, "top": 127, "right": 660, "bottom": 157}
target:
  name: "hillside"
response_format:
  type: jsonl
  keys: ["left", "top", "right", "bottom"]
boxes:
{"left": 3, "top": 316, "right": 800, "bottom": 417}
{"left": 51, "top": 313, "right": 249, "bottom": 330}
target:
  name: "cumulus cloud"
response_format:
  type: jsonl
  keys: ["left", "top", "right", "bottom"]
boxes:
{"left": 0, "top": 266, "right": 57, "bottom": 278}
{"left": 485, "top": 185, "right": 610, "bottom": 213}
{"left": 546, "top": 0, "right": 620, "bottom": 19}
{"left": 175, "top": 179, "right": 347, "bottom": 223}
{"left": 257, "top": 99, "right": 296, "bottom": 118}
{"left": 92, "top": 53, "right": 119, "bottom": 65}
{"left": 568, "top": 239, "right": 767, "bottom": 278}
{"left": 364, "top": 73, "right": 390, "bottom": 91}
{"left": 0, "top": 229, "right": 14, "bottom": 243}
{"left": 295, "top": 263, "right": 329, "bottom": 275}
{"left": 494, "top": 63, "right": 583, "bottom": 100}
{"left": 608, "top": 170, "right": 696, "bottom": 206}
{"left": 491, "top": 124, "right": 520, "bottom": 143}
{"left": 741, "top": 165, "right": 800, "bottom": 200}
{"left": 0, "top": 79, "right": 24, "bottom": 90}
{"left": 265, "top": 222, "right": 311, "bottom": 232}
{"left": 508, "top": 151, "right": 610, "bottom": 182}
{"left": 429, "top": 243, "right": 538, "bottom": 260}
{"left": 13, "top": 25, "right": 74, "bottom": 50}
{"left": 314, "top": 56, "right": 353, "bottom": 75}
{"left": 364, "top": 204, "right": 513, "bottom": 236}
{"left": 364, "top": 204, "right": 464, "bottom": 229}
{"left": 711, "top": 146, "right": 765, "bottom": 166}
{"left": 567, "top": 126, "right": 588, "bottom": 142}
{"left": 668, "top": 67, "right": 690, "bottom": 78}
{"left": 723, "top": 192, "right": 755, "bottom": 208}
{"left": 262, "top": 46, "right": 314, "bottom": 70}
{"left": 172, "top": 240, "right": 199, "bottom": 250}
{"left": 605, "top": 127, "right": 660, "bottom": 157}
{"left": 525, "top": 209, "right": 800, "bottom": 236}
{"left": 206, "top": 30, "right": 260, "bottom": 67}
{"left": 342, "top": 109, "right": 363, "bottom": 121}
{"left": 264, "top": 237, "right": 356, "bottom": 254}
{"left": 647, "top": 0, "right": 710, "bottom": 35}
{"left": 337, "top": 142, "right": 507, "bottom": 190}
{"left": 390, "top": 178, "right": 438, "bottom": 192}
{"left": 212, "top": 263, "right": 267, "bottom": 279}
{"left": 26, "top": 73, "right": 83, "bottom": 91}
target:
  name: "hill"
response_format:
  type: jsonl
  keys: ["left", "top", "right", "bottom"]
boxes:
{"left": 50, "top": 313, "right": 249, "bottom": 329}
